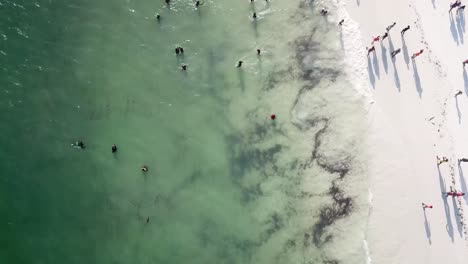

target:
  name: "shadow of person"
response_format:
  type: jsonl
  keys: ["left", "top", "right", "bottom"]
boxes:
{"left": 380, "top": 41, "right": 389, "bottom": 74}
{"left": 252, "top": 19, "right": 259, "bottom": 39}
{"left": 423, "top": 209, "right": 432, "bottom": 244}
{"left": 463, "top": 68, "right": 468, "bottom": 95}
{"left": 451, "top": 196, "right": 464, "bottom": 237}
{"left": 238, "top": 67, "right": 246, "bottom": 91}
{"left": 456, "top": 95, "right": 462, "bottom": 123}
{"left": 402, "top": 36, "right": 410, "bottom": 68}
{"left": 458, "top": 163, "right": 468, "bottom": 204}
{"left": 461, "top": 11, "right": 466, "bottom": 32}
{"left": 450, "top": 14, "right": 460, "bottom": 45}
{"left": 372, "top": 52, "right": 380, "bottom": 79}
{"left": 456, "top": 14, "right": 465, "bottom": 44}
{"left": 368, "top": 55, "right": 376, "bottom": 88}
{"left": 388, "top": 35, "right": 401, "bottom": 91}
{"left": 438, "top": 165, "right": 455, "bottom": 242}
{"left": 411, "top": 59, "right": 423, "bottom": 97}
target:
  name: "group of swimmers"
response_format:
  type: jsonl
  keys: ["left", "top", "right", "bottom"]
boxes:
{"left": 72, "top": 141, "right": 149, "bottom": 172}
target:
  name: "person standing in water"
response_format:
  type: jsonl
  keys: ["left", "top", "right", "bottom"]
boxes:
{"left": 257, "top": 49, "right": 261, "bottom": 55}
{"left": 112, "top": 144, "right": 117, "bottom": 153}
{"left": 237, "top": 61, "right": 243, "bottom": 67}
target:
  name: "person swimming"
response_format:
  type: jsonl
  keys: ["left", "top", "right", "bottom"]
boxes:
{"left": 175, "top": 46, "right": 184, "bottom": 55}
{"left": 71, "top": 140, "right": 86, "bottom": 149}
{"left": 181, "top": 64, "right": 187, "bottom": 70}
{"left": 141, "top": 165, "right": 149, "bottom": 172}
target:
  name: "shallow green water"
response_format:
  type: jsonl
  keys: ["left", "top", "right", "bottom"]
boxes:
{"left": 0, "top": 0, "right": 369, "bottom": 263}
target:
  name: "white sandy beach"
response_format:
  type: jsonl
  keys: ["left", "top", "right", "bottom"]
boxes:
{"left": 335, "top": 0, "right": 468, "bottom": 262}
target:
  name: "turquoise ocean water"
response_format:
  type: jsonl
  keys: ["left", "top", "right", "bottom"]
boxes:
{"left": 0, "top": 0, "right": 369, "bottom": 263}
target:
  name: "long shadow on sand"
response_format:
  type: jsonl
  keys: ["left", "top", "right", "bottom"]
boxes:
{"left": 463, "top": 68, "right": 468, "bottom": 95}
{"left": 438, "top": 165, "right": 455, "bottom": 242}
{"left": 461, "top": 12, "right": 466, "bottom": 32}
{"left": 372, "top": 52, "right": 380, "bottom": 79}
{"left": 402, "top": 36, "right": 410, "bottom": 68}
{"left": 457, "top": 163, "right": 468, "bottom": 204}
{"left": 368, "top": 55, "right": 376, "bottom": 88}
{"left": 423, "top": 209, "right": 432, "bottom": 244}
{"left": 380, "top": 42, "right": 388, "bottom": 74}
{"left": 456, "top": 14, "right": 465, "bottom": 44}
{"left": 451, "top": 196, "right": 464, "bottom": 237}
{"left": 411, "top": 59, "right": 423, "bottom": 97}
{"left": 456, "top": 95, "right": 462, "bottom": 123}
{"left": 388, "top": 35, "right": 401, "bottom": 91}
{"left": 450, "top": 13, "right": 460, "bottom": 45}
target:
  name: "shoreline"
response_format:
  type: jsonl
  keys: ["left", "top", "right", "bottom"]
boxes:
{"left": 340, "top": 0, "right": 468, "bottom": 262}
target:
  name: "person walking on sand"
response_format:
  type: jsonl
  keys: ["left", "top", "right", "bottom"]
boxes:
{"left": 458, "top": 5, "right": 466, "bottom": 13}
{"left": 411, "top": 49, "right": 424, "bottom": 59}
{"left": 391, "top": 48, "right": 401, "bottom": 58}
{"left": 371, "top": 36, "right": 380, "bottom": 45}
{"left": 401, "top": 25, "right": 410, "bottom": 35}
{"left": 338, "top": 19, "right": 345, "bottom": 26}
{"left": 446, "top": 191, "right": 465, "bottom": 197}
{"left": 367, "top": 46, "right": 375, "bottom": 56}
{"left": 422, "top": 203, "right": 433, "bottom": 209}
{"left": 449, "top": 0, "right": 462, "bottom": 13}
{"left": 381, "top": 32, "right": 389, "bottom": 41}
{"left": 437, "top": 155, "right": 449, "bottom": 165}
{"left": 458, "top": 157, "right": 468, "bottom": 162}
{"left": 386, "top": 22, "right": 396, "bottom": 32}
{"left": 463, "top": 59, "right": 468, "bottom": 66}
{"left": 455, "top": 90, "right": 463, "bottom": 96}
